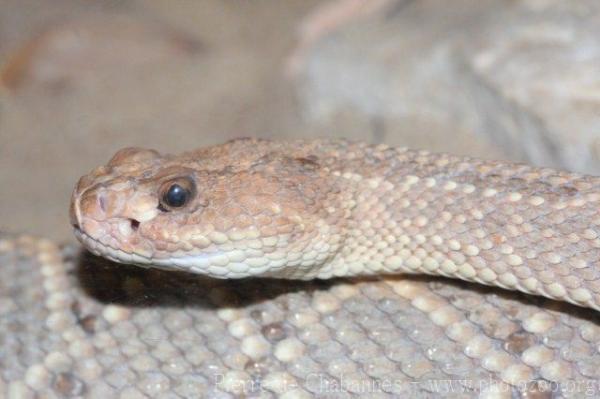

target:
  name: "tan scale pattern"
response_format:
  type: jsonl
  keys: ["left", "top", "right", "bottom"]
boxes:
{"left": 3, "top": 235, "right": 600, "bottom": 397}
{"left": 71, "top": 139, "right": 600, "bottom": 310}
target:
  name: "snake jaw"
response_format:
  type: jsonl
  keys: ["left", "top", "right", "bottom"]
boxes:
{"left": 73, "top": 224, "right": 276, "bottom": 278}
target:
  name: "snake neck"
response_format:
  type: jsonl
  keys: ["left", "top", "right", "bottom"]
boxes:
{"left": 320, "top": 148, "right": 600, "bottom": 311}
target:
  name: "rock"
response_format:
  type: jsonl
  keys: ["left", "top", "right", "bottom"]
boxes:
{"left": 292, "top": 0, "right": 600, "bottom": 173}
{"left": 467, "top": 0, "right": 600, "bottom": 173}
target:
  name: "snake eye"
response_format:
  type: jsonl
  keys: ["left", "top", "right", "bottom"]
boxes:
{"left": 164, "top": 184, "right": 188, "bottom": 207}
{"left": 159, "top": 177, "right": 195, "bottom": 211}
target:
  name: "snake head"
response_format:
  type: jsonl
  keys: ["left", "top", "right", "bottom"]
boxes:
{"left": 70, "top": 139, "right": 350, "bottom": 279}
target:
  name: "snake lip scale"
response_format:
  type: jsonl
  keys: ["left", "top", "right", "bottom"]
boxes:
{"left": 74, "top": 226, "right": 231, "bottom": 274}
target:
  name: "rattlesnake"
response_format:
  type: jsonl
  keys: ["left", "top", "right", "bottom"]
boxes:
{"left": 3, "top": 138, "right": 600, "bottom": 398}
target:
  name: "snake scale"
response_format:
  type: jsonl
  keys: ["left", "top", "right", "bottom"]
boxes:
{"left": 4, "top": 138, "right": 600, "bottom": 398}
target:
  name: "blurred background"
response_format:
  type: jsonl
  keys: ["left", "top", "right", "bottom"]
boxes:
{"left": 1, "top": 0, "right": 599, "bottom": 242}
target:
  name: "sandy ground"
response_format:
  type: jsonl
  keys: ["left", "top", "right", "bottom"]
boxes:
{"left": 0, "top": 0, "right": 324, "bottom": 242}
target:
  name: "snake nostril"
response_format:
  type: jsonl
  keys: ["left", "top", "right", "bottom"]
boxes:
{"left": 130, "top": 219, "right": 140, "bottom": 231}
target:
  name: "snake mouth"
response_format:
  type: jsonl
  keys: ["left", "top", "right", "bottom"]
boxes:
{"left": 73, "top": 226, "right": 156, "bottom": 267}
{"left": 72, "top": 226, "right": 242, "bottom": 277}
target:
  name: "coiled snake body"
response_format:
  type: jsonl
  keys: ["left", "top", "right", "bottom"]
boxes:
{"left": 3, "top": 139, "right": 600, "bottom": 398}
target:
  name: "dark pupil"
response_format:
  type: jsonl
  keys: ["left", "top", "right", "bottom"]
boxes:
{"left": 164, "top": 184, "right": 188, "bottom": 207}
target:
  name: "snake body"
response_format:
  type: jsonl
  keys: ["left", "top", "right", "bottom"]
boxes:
{"left": 72, "top": 138, "right": 600, "bottom": 309}
{"left": 4, "top": 138, "right": 600, "bottom": 397}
